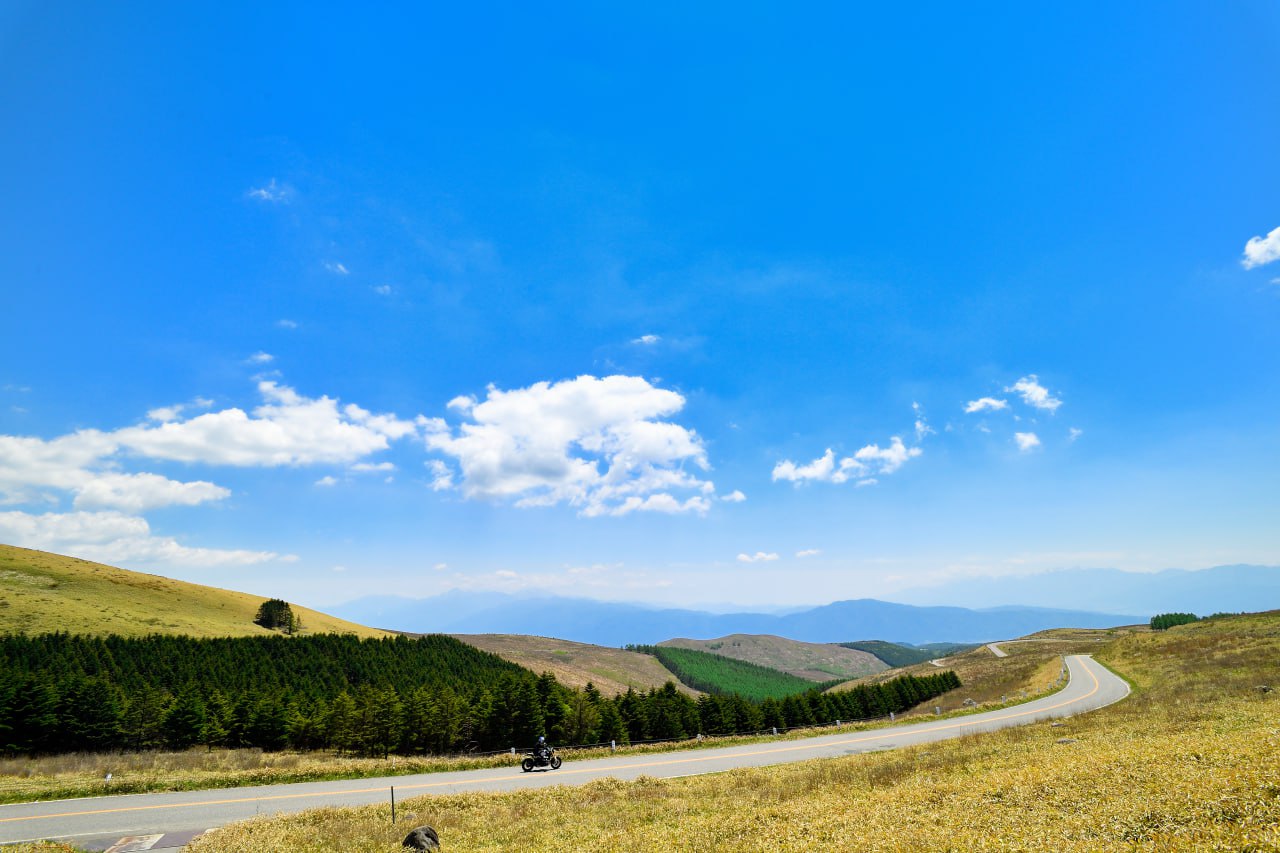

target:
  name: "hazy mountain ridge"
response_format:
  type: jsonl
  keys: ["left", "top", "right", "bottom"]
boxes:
{"left": 331, "top": 592, "right": 1141, "bottom": 646}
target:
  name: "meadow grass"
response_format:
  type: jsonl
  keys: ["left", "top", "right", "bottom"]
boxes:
{"left": 186, "top": 612, "right": 1280, "bottom": 852}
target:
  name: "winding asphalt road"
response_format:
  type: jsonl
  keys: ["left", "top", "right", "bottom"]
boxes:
{"left": 0, "top": 654, "right": 1129, "bottom": 851}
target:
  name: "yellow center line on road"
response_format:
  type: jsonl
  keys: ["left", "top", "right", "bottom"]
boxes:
{"left": 1, "top": 657, "right": 1106, "bottom": 826}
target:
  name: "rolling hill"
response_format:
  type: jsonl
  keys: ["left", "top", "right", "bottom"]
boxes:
{"left": 659, "top": 633, "right": 888, "bottom": 681}
{"left": 0, "top": 544, "right": 387, "bottom": 638}
{"left": 449, "top": 633, "right": 697, "bottom": 695}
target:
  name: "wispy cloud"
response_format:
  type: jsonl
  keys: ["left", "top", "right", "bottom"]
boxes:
{"left": 324, "top": 261, "right": 350, "bottom": 275}
{"left": 1014, "top": 432, "right": 1041, "bottom": 452}
{"left": 245, "top": 178, "right": 292, "bottom": 204}
{"left": 315, "top": 475, "right": 338, "bottom": 487}
{"left": 373, "top": 285, "right": 393, "bottom": 296}
{"left": 796, "top": 548, "right": 821, "bottom": 558}
{"left": 737, "top": 551, "right": 779, "bottom": 563}
{"left": 1242, "top": 225, "right": 1280, "bottom": 269}
{"left": 632, "top": 334, "right": 661, "bottom": 345}
{"left": 276, "top": 319, "right": 299, "bottom": 330}
{"left": 247, "top": 351, "right": 275, "bottom": 365}
{"left": 1067, "top": 427, "right": 1083, "bottom": 443}
{"left": 721, "top": 490, "right": 747, "bottom": 503}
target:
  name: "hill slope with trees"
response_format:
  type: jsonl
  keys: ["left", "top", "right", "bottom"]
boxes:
{"left": 0, "top": 545, "right": 385, "bottom": 638}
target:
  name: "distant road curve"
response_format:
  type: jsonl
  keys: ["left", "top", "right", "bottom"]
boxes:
{"left": 0, "top": 655, "right": 1129, "bottom": 849}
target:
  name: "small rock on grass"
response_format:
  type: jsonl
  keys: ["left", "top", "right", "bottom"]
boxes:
{"left": 403, "top": 825, "right": 441, "bottom": 850}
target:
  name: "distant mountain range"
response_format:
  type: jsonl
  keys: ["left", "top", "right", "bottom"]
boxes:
{"left": 891, "top": 564, "right": 1280, "bottom": 615}
{"left": 329, "top": 591, "right": 1142, "bottom": 646}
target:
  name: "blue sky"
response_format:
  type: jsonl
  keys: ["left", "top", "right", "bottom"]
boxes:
{"left": 2, "top": 3, "right": 1278, "bottom": 610}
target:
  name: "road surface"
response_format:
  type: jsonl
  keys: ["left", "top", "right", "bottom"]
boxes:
{"left": 0, "top": 654, "right": 1129, "bottom": 851}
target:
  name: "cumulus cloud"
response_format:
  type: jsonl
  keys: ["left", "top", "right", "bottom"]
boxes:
{"left": 315, "top": 475, "right": 338, "bottom": 487}
{"left": 965, "top": 397, "right": 1008, "bottom": 414}
{"left": 425, "top": 375, "right": 713, "bottom": 517}
{"left": 1242, "top": 226, "right": 1280, "bottom": 269}
{"left": 721, "top": 490, "right": 746, "bottom": 503}
{"left": 72, "top": 473, "right": 230, "bottom": 512}
{"left": 0, "top": 510, "right": 284, "bottom": 566}
{"left": 737, "top": 551, "right": 779, "bottom": 563}
{"left": 0, "top": 380, "right": 422, "bottom": 565}
{"left": 115, "top": 381, "right": 418, "bottom": 467}
{"left": 1015, "top": 432, "right": 1042, "bottom": 452}
{"left": 1006, "top": 376, "right": 1062, "bottom": 412}
{"left": 632, "top": 334, "right": 661, "bottom": 345}
{"left": 773, "top": 437, "right": 922, "bottom": 485}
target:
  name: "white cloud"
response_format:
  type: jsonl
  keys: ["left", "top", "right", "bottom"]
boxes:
{"left": 796, "top": 548, "right": 821, "bottom": 558}
{"left": 1068, "top": 427, "right": 1083, "bottom": 443}
{"left": 73, "top": 473, "right": 230, "bottom": 512}
{"left": 315, "top": 475, "right": 338, "bottom": 487}
{"left": 276, "top": 319, "right": 299, "bottom": 330}
{"left": 0, "top": 430, "right": 120, "bottom": 503}
{"left": 852, "top": 437, "right": 922, "bottom": 474}
{"left": 1015, "top": 432, "right": 1042, "bottom": 452}
{"left": 247, "top": 351, "right": 274, "bottom": 365}
{"left": 737, "top": 551, "right": 779, "bottom": 563}
{"left": 773, "top": 436, "right": 921, "bottom": 485}
{"left": 324, "top": 261, "right": 350, "bottom": 275}
{"left": 632, "top": 334, "right": 661, "bottom": 345}
{"left": 912, "top": 402, "right": 935, "bottom": 440}
{"left": 1242, "top": 226, "right": 1280, "bottom": 269}
{"left": 433, "top": 562, "right": 448, "bottom": 571}
{"left": 425, "top": 375, "right": 712, "bottom": 517}
{"left": 965, "top": 397, "right": 1008, "bottom": 414}
{"left": 772, "top": 448, "right": 838, "bottom": 483}
{"left": 246, "top": 179, "right": 291, "bottom": 204}
{"left": 115, "top": 381, "right": 418, "bottom": 467}
{"left": 0, "top": 510, "right": 283, "bottom": 566}
{"left": 426, "top": 460, "right": 454, "bottom": 491}
{"left": 1006, "top": 376, "right": 1062, "bottom": 412}
{"left": 721, "top": 490, "right": 747, "bottom": 503}
{"left": 373, "top": 285, "right": 393, "bottom": 296}
{"left": 350, "top": 461, "right": 395, "bottom": 473}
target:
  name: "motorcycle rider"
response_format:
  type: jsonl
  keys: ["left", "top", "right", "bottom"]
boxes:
{"left": 536, "top": 735, "right": 551, "bottom": 763}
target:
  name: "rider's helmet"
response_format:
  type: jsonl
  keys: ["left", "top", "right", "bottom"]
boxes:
{"left": 538, "top": 735, "right": 545, "bottom": 744}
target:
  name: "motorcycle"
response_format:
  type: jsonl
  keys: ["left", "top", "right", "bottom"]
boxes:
{"left": 521, "top": 746, "right": 562, "bottom": 772}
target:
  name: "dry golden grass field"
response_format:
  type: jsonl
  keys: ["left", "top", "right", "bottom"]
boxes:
{"left": 182, "top": 611, "right": 1280, "bottom": 853}
{"left": 449, "top": 633, "right": 695, "bottom": 695}
{"left": 0, "top": 545, "right": 386, "bottom": 639}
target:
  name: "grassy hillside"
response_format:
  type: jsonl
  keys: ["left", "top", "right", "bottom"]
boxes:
{"left": 0, "top": 544, "right": 385, "bottom": 638}
{"left": 449, "top": 634, "right": 696, "bottom": 696}
{"left": 661, "top": 633, "right": 887, "bottom": 681}
{"left": 839, "top": 639, "right": 977, "bottom": 668}
{"left": 188, "top": 611, "right": 1280, "bottom": 853}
